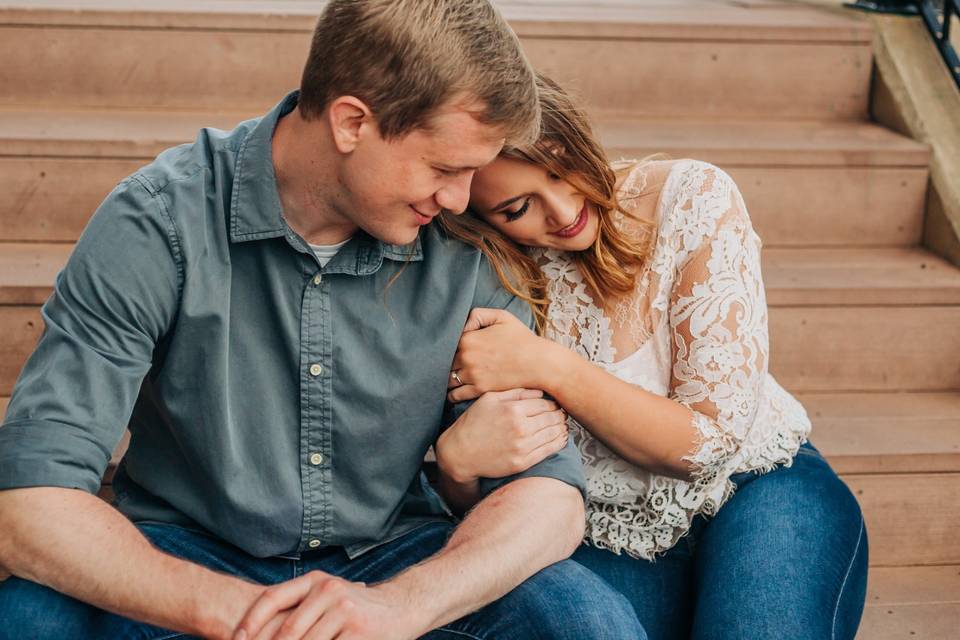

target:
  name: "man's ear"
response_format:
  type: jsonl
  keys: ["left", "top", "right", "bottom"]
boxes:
{"left": 327, "top": 96, "right": 375, "bottom": 153}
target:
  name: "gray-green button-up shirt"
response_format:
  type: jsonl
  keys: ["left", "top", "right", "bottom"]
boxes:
{"left": 0, "top": 92, "right": 586, "bottom": 559}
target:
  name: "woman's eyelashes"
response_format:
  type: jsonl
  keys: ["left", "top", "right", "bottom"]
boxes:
{"left": 503, "top": 198, "right": 531, "bottom": 222}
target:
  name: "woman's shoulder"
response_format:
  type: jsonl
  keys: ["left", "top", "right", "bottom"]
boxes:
{"left": 609, "top": 159, "right": 687, "bottom": 232}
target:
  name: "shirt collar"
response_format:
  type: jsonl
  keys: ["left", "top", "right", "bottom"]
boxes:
{"left": 229, "top": 91, "right": 424, "bottom": 272}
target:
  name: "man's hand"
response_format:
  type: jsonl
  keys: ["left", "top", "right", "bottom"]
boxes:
{"left": 234, "top": 571, "right": 424, "bottom": 640}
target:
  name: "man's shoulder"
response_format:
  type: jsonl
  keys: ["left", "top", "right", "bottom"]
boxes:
{"left": 130, "top": 115, "right": 261, "bottom": 200}
{"left": 419, "top": 223, "right": 524, "bottom": 314}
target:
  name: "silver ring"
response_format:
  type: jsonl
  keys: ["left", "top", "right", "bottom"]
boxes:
{"left": 451, "top": 370, "right": 463, "bottom": 386}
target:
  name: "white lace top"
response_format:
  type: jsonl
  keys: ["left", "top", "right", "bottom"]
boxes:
{"left": 536, "top": 159, "right": 811, "bottom": 560}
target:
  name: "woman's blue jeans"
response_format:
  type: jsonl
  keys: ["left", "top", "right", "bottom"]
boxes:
{"left": 571, "top": 440, "right": 869, "bottom": 640}
{"left": 0, "top": 519, "right": 643, "bottom": 639}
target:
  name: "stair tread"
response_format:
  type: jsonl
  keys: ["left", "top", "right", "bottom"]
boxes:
{"left": 0, "top": 0, "right": 873, "bottom": 42}
{"left": 4, "top": 244, "right": 959, "bottom": 306}
{"left": 803, "top": 392, "right": 960, "bottom": 474}
{"left": 595, "top": 117, "right": 929, "bottom": 167}
{"left": 867, "top": 564, "right": 960, "bottom": 606}
{"left": 0, "top": 109, "right": 928, "bottom": 167}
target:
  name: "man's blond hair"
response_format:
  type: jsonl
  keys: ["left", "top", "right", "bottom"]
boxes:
{"left": 299, "top": 0, "right": 540, "bottom": 147}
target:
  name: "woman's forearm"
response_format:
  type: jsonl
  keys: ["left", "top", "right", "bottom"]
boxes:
{"left": 539, "top": 343, "right": 700, "bottom": 481}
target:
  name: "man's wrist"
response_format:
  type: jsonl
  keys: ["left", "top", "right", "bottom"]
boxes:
{"left": 191, "top": 577, "right": 264, "bottom": 640}
{"left": 371, "top": 578, "right": 437, "bottom": 637}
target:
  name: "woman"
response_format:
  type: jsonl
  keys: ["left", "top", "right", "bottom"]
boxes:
{"left": 434, "top": 75, "right": 868, "bottom": 640}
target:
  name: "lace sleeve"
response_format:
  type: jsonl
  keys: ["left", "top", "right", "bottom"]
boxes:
{"left": 664, "top": 162, "right": 769, "bottom": 482}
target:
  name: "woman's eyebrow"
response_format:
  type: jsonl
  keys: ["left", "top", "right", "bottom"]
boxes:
{"left": 490, "top": 194, "right": 527, "bottom": 211}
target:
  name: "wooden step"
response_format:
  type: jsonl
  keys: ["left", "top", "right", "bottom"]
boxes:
{"left": 4, "top": 391, "right": 960, "bottom": 568}
{"left": 769, "top": 305, "right": 960, "bottom": 392}
{"left": 3, "top": 244, "right": 960, "bottom": 393}
{"left": 6, "top": 392, "right": 955, "bottom": 483}
{"left": 848, "top": 472, "right": 960, "bottom": 566}
{"left": 0, "top": 111, "right": 928, "bottom": 246}
{"left": 5, "top": 246, "right": 960, "bottom": 308}
{"left": 809, "top": 392, "right": 960, "bottom": 475}
{"left": 860, "top": 565, "right": 960, "bottom": 638}
{"left": 0, "top": 1, "right": 873, "bottom": 119}
{"left": 763, "top": 248, "right": 960, "bottom": 306}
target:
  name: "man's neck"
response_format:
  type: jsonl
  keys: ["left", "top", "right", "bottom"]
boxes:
{"left": 272, "top": 107, "right": 358, "bottom": 245}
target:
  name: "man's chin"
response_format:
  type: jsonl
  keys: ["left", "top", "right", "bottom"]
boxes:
{"left": 375, "top": 225, "right": 422, "bottom": 247}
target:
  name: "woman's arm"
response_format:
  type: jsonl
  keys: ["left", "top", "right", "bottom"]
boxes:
{"left": 447, "top": 312, "right": 699, "bottom": 481}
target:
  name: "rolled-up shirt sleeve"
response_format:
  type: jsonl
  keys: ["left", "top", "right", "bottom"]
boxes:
{"left": 444, "top": 262, "right": 587, "bottom": 502}
{"left": 0, "top": 175, "right": 181, "bottom": 494}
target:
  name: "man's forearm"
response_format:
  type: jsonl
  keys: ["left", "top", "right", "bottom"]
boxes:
{"left": 0, "top": 487, "right": 263, "bottom": 639}
{"left": 375, "top": 476, "right": 586, "bottom": 635}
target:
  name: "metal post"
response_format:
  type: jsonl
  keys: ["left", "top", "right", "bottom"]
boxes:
{"left": 843, "top": 0, "right": 920, "bottom": 14}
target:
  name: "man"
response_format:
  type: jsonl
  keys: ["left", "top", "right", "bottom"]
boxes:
{"left": 0, "top": 1, "right": 643, "bottom": 638}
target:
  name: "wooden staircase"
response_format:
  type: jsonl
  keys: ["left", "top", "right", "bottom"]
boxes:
{"left": 1, "top": 0, "right": 959, "bottom": 636}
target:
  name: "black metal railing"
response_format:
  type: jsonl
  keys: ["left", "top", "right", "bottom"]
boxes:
{"left": 846, "top": 0, "right": 960, "bottom": 89}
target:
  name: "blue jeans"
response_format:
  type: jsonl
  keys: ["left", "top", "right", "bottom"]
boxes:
{"left": 571, "top": 440, "right": 868, "bottom": 640}
{"left": 0, "top": 519, "right": 643, "bottom": 639}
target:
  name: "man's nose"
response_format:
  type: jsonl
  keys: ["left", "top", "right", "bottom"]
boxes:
{"left": 435, "top": 174, "right": 473, "bottom": 215}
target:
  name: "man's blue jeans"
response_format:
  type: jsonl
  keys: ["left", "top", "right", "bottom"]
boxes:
{"left": 0, "top": 519, "right": 643, "bottom": 639}
{"left": 571, "top": 441, "right": 869, "bottom": 640}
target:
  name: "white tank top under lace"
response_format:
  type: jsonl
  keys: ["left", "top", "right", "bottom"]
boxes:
{"left": 535, "top": 159, "right": 812, "bottom": 561}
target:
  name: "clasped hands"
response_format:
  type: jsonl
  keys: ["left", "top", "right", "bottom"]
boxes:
{"left": 230, "top": 573, "right": 418, "bottom": 640}
{"left": 438, "top": 308, "right": 570, "bottom": 483}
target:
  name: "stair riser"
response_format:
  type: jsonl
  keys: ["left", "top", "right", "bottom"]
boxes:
{"left": 0, "top": 159, "right": 924, "bottom": 247}
{"left": 769, "top": 306, "right": 960, "bottom": 392}
{"left": 3, "top": 304, "right": 958, "bottom": 395}
{"left": 0, "top": 26, "right": 871, "bottom": 119}
{"left": 0, "top": 307, "right": 43, "bottom": 397}
{"left": 844, "top": 473, "right": 960, "bottom": 566}
{"left": 0, "top": 158, "right": 143, "bottom": 243}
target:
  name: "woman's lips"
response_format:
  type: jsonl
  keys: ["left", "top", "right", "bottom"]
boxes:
{"left": 551, "top": 203, "right": 589, "bottom": 239}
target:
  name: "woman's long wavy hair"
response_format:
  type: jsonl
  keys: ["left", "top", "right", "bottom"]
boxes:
{"left": 438, "top": 73, "right": 659, "bottom": 334}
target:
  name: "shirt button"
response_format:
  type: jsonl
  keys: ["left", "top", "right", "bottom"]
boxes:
{"left": 310, "top": 452, "right": 324, "bottom": 465}
{"left": 308, "top": 539, "right": 321, "bottom": 549}
{"left": 313, "top": 274, "right": 322, "bottom": 286}
{"left": 309, "top": 363, "right": 323, "bottom": 376}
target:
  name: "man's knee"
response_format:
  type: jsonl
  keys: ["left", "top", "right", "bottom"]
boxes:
{"left": 508, "top": 559, "right": 646, "bottom": 640}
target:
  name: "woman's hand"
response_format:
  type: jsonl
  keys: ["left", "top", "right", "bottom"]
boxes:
{"left": 447, "top": 308, "right": 559, "bottom": 403}
{"left": 436, "top": 389, "right": 569, "bottom": 484}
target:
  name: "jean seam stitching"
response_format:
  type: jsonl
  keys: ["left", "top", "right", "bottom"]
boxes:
{"left": 831, "top": 514, "right": 864, "bottom": 640}
{"left": 434, "top": 626, "right": 485, "bottom": 639}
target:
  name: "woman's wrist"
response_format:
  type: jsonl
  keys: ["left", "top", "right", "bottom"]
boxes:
{"left": 534, "top": 339, "right": 576, "bottom": 398}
